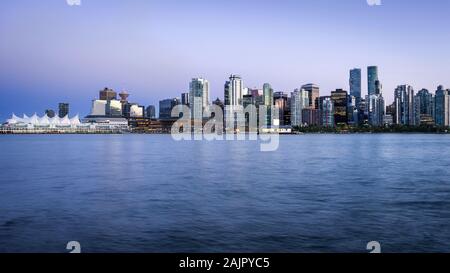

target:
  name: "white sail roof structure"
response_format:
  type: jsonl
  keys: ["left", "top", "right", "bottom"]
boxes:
{"left": 5, "top": 113, "right": 82, "bottom": 127}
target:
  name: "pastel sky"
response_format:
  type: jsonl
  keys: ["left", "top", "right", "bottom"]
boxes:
{"left": 1, "top": 0, "right": 449, "bottom": 119}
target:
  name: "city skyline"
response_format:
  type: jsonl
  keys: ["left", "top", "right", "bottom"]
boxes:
{"left": 1, "top": 0, "right": 450, "bottom": 119}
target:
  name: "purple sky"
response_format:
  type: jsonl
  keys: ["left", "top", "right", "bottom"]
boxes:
{"left": 1, "top": 0, "right": 449, "bottom": 119}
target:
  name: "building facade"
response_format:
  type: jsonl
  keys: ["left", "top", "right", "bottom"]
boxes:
{"left": 189, "top": 78, "right": 209, "bottom": 120}
{"left": 331, "top": 89, "right": 348, "bottom": 126}
{"left": 291, "top": 88, "right": 309, "bottom": 127}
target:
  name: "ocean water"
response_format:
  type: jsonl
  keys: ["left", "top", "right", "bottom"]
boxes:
{"left": 0, "top": 134, "right": 450, "bottom": 253}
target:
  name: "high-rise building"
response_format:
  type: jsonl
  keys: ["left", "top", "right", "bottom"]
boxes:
{"left": 367, "top": 79, "right": 385, "bottom": 126}
{"left": 45, "top": 109, "right": 55, "bottom": 118}
{"left": 367, "top": 94, "right": 385, "bottom": 126}
{"left": 224, "top": 75, "right": 243, "bottom": 106}
{"left": 331, "top": 89, "right": 348, "bottom": 125}
{"left": 349, "top": 68, "right": 362, "bottom": 100}
{"left": 435, "top": 85, "right": 450, "bottom": 127}
{"left": 159, "top": 98, "right": 180, "bottom": 120}
{"left": 181, "top": 93, "right": 190, "bottom": 106}
{"left": 263, "top": 83, "right": 273, "bottom": 107}
{"left": 318, "top": 96, "right": 334, "bottom": 127}
{"left": 263, "top": 83, "right": 274, "bottom": 126}
{"left": 415, "top": 89, "right": 434, "bottom": 125}
{"left": 189, "top": 78, "right": 209, "bottom": 120}
{"left": 58, "top": 103, "right": 69, "bottom": 118}
{"left": 367, "top": 66, "right": 379, "bottom": 96}
{"left": 347, "top": 95, "right": 358, "bottom": 125}
{"left": 99, "top": 87, "right": 117, "bottom": 101}
{"left": 274, "top": 92, "right": 288, "bottom": 126}
{"left": 291, "top": 88, "right": 309, "bottom": 127}
{"left": 224, "top": 75, "right": 244, "bottom": 131}
{"left": 146, "top": 105, "right": 156, "bottom": 119}
{"left": 301, "top": 84, "right": 320, "bottom": 109}
{"left": 358, "top": 99, "right": 368, "bottom": 125}
{"left": 394, "top": 85, "right": 415, "bottom": 126}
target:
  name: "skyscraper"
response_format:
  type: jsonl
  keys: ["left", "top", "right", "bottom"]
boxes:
{"left": 274, "top": 92, "right": 288, "bottom": 126}
{"left": 367, "top": 94, "right": 385, "bottom": 126}
{"left": 367, "top": 80, "right": 385, "bottom": 126}
{"left": 349, "top": 68, "right": 362, "bottom": 100}
{"left": 263, "top": 83, "right": 273, "bottom": 107}
{"left": 435, "top": 85, "right": 450, "bottom": 127}
{"left": 224, "top": 75, "right": 243, "bottom": 106}
{"left": 347, "top": 95, "right": 358, "bottom": 125}
{"left": 394, "top": 85, "right": 415, "bottom": 126}
{"left": 159, "top": 98, "right": 180, "bottom": 120}
{"left": 331, "top": 89, "right": 348, "bottom": 126}
{"left": 415, "top": 89, "right": 434, "bottom": 125}
{"left": 58, "top": 103, "right": 69, "bottom": 118}
{"left": 291, "top": 88, "right": 309, "bottom": 127}
{"left": 367, "top": 66, "right": 379, "bottom": 97}
{"left": 181, "top": 93, "right": 190, "bottom": 106}
{"left": 301, "top": 84, "right": 320, "bottom": 109}
{"left": 189, "top": 78, "right": 209, "bottom": 120}
{"left": 224, "top": 75, "right": 244, "bottom": 131}
{"left": 263, "top": 83, "right": 274, "bottom": 126}
{"left": 318, "top": 96, "right": 334, "bottom": 127}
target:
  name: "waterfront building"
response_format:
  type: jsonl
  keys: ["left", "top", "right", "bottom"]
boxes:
{"left": 45, "top": 109, "right": 55, "bottom": 118}
{"left": 367, "top": 79, "right": 385, "bottom": 126}
{"left": 350, "top": 68, "right": 362, "bottom": 101}
{"left": 106, "top": 100, "right": 122, "bottom": 117}
{"left": 384, "top": 114, "right": 394, "bottom": 126}
{"left": 0, "top": 113, "right": 126, "bottom": 134}
{"left": 331, "top": 89, "right": 348, "bottom": 126}
{"left": 159, "top": 98, "right": 180, "bottom": 120}
{"left": 190, "top": 78, "right": 209, "bottom": 121}
{"left": 394, "top": 85, "right": 415, "bottom": 126}
{"left": 358, "top": 99, "right": 368, "bottom": 125}
{"left": 91, "top": 100, "right": 107, "bottom": 116}
{"left": 146, "top": 105, "right": 156, "bottom": 119}
{"left": 301, "top": 84, "right": 320, "bottom": 109}
{"left": 302, "top": 108, "right": 319, "bottom": 127}
{"left": 415, "top": 89, "right": 434, "bottom": 125}
{"left": 99, "top": 87, "right": 117, "bottom": 101}
{"left": 347, "top": 95, "right": 358, "bottom": 125}
{"left": 224, "top": 75, "right": 245, "bottom": 131}
{"left": 435, "top": 85, "right": 450, "bottom": 127}
{"left": 58, "top": 103, "right": 69, "bottom": 118}
{"left": 181, "top": 93, "right": 190, "bottom": 106}
{"left": 367, "top": 66, "right": 379, "bottom": 96}
{"left": 263, "top": 83, "right": 274, "bottom": 127}
{"left": 5, "top": 113, "right": 80, "bottom": 128}
{"left": 274, "top": 92, "right": 288, "bottom": 126}
{"left": 319, "top": 96, "right": 334, "bottom": 127}
{"left": 291, "top": 88, "right": 309, "bottom": 127}
{"left": 89, "top": 99, "right": 122, "bottom": 117}
{"left": 367, "top": 94, "right": 385, "bottom": 127}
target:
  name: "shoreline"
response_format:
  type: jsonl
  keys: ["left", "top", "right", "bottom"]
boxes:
{"left": 1, "top": 131, "right": 449, "bottom": 135}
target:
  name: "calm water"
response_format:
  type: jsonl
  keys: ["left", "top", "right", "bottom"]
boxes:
{"left": 1, "top": 134, "right": 450, "bottom": 253}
